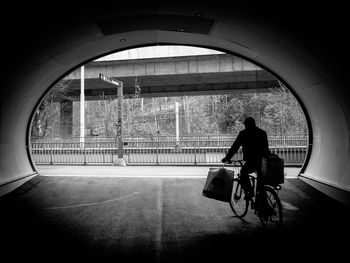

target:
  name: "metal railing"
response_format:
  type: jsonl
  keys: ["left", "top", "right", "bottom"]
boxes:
{"left": 30, "top": 134, "right": 308, "bottom": 166}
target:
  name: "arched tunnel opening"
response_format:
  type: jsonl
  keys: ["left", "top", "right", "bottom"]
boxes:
{"left": 1, "top": 10, "right": 349, "bottom": 204}
{"left": 1, "top": 2, "right": 350, "bottom": 262}
{"left": 28, "top": 45, "right": 310, "bottom": 173}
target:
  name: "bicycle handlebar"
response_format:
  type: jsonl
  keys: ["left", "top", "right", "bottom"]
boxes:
{"left": 223, "top": 159, "right": 244, "bottom": 166}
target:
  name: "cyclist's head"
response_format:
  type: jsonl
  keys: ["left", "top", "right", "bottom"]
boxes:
{"left": 244, "top": 117, "right": 256, "bottom": 129}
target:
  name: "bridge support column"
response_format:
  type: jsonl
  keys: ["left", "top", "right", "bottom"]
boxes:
{"left": 60, "top": 100, "right": 73, "bottom": 138}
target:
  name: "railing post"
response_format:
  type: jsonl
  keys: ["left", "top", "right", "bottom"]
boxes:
{"left": 102, "top": 142, "right": 105, "bottom": 164}
{"left": 83, "top": 143, "right": 87, "bottom": 165}
{"left": 156, "top": 135, "right": 159, "bottom": 165}
{"left": 112, "top": 140, "right": 115, "bottom": 164}
{"left": 194, "top": 138, "right": 197, "bottom": 165}
{"left": 50, "top": 143, "right": 53, "bottom": 165}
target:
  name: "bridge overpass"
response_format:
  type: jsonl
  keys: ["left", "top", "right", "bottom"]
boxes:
{"left": 57, "top": 53, "right": 279, "bottom": 138}
{"left": 64, "top": 53, "right": 278, "bottom": 100}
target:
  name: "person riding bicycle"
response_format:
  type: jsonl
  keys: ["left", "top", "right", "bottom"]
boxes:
{"left": 221, "top": 117, "right": 270, "bottom": 201}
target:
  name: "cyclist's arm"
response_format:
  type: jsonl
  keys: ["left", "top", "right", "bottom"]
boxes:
{"left": 262, "top": 130, "right": 271, "bottom": 157}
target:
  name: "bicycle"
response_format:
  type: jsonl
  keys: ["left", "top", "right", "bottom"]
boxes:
{"left": 227, "top": 159, "right": 283, "bottom": 230}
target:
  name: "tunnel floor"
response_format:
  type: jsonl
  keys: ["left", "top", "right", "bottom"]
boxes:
{"left": 1, "top": 167, "right": 349, "bottom": 262}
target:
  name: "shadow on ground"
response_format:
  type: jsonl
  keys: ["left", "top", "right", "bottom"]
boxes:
{"left": 1, "top": 176, "right": 349, "bottom": 262}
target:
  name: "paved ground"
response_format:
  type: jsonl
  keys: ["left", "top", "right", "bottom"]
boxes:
{"left": 1, "top": 166, "right": 349, "bottom": 262}
{"left": 36, "top": 165, "right": 301, "bottom": 178}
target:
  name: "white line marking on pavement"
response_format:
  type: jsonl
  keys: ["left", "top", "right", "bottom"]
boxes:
{"left": 281, "top": 201, "right": 299, "bottom": 210}
{"left": 155, "top": 181, "right": 163, "bottom": 263}
{"left": 45, "top": 192, "right": 140, "bottom": 210}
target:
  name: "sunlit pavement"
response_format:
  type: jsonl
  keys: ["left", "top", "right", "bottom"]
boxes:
{"left": 1, "top": 165, "right": 349, "bottom": 263}
{"left": 36, "top": 165, "right": 301, "bottom": 178}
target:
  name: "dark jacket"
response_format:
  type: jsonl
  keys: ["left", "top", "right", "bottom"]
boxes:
{"left": 225, "top": 127, "right": 270, "bottom": 163}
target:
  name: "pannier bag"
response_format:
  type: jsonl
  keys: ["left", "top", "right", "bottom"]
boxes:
{"left": 261, "top": 153, "right": 285, "bottom": 185}
{"left": 202, "top": 168, "right": 235, "bottom": 202}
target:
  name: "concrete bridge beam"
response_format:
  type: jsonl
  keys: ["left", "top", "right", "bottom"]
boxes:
{"left": 64, "top": 54, "right": 277, "bottom": 100}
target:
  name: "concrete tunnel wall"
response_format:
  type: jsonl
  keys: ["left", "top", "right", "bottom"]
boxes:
{"left": 0, "top": 3, "right": 349, "bottom": 205}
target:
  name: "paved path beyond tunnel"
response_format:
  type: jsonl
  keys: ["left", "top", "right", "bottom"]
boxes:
{"left": 36, "top": 165, "right": 301, "bottom": 178}
{"left": 1, "top": 166, "right": 349, "bottom": 263}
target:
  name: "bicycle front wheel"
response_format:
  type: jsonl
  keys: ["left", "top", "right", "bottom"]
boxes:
{"left": 229, "top": 179, "right": 249, "bottom": 218}
{"left": 259, "top": 186, "right": 283, "bottom": 230}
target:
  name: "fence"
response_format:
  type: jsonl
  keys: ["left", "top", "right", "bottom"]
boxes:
{"left": 30, "top": 134, "right": 308, "bottom": 166}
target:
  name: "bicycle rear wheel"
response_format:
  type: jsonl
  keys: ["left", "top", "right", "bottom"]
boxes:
{"left": 258, "top": 186, "right": 283, "bottom": 230}
{"left": 229, "top": 179, "right": 249, "bottom": 217}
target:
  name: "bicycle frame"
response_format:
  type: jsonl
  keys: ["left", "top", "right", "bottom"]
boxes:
{"left": 227, "top": 159, "right": 283, "bottom": 229}
{"left": 248, "top": 174, "right": 266, "bottom": 214}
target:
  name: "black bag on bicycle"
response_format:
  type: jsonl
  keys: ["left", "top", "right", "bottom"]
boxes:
{"left": 261, "top": 153, "right": 285, "bottom": 185}
{"left": 202, "top": 167, "right": 235, "bottom": 202}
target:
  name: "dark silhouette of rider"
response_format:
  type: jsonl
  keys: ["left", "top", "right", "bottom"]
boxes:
{"left": 222, "top": 117, "right": 270, "bottom": 199}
